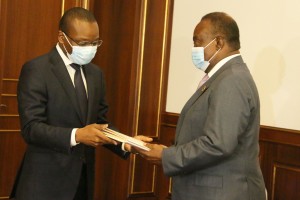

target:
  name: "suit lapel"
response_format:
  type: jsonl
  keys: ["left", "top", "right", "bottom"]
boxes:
{"left": 175, "top": 56, "right": 244, "bottom": 141}
{"left": 181, "top": 56, "right": 243, "bottom": 115}
{"left": 49, "top": 48, "right": 85, "bottom": 125}
{"left": 175, "top": 82, "right": 209, "bottom": 141}
{"left": 179, "top": 80, "right": 210, "bottom": 117}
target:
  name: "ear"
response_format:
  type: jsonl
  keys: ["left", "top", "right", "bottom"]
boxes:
{"left": 216, "top": 36, "right": 225, "bottom": 50}
{"left": 58, "top": 30, "right": 64, "bottom": 44}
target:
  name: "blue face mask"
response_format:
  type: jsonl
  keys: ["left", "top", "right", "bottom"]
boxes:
{"left": 192, "top": 38, "right": 220, "bottom": 71}
{"left": 63, "top": 33, "right": 97, "bottom": 65}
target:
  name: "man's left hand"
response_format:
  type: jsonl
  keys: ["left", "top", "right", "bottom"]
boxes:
{"left": 135, "top": 143, "right": 167, "bottom": 165}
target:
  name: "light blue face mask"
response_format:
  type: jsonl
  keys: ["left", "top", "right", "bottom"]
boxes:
{"left": 63, "top": 33, "right": 97, "bottom": 65}
{"left": 192, "top": 38, "right": 220, "bottom": 71}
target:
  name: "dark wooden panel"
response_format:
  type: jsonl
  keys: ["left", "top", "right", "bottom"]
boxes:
{"left": 94, "top": 147, "right": 130, "bottom": 200}
{"left": 0, "top": 0, "right": 77, "bottom": 198}
{"left": 137, "top": 0, "right": 168, "bottom": 137}
{"left": 1, "top": 80, "right": 18, "bottom": 94}
{"left": 260, "top": 125, "right": 300, "bottom": 147}
{"left": 131, "top": 0, "right": 173, "bottom": 198}
{"left": 131, "top": 156, "right": 156, "bottom": 195}
{"left": 92, "top": 0, "right": 174, "bottom": 199}
{"left": 156, "top": 125, "right": 175, "bottom": 199}
{"left": 0, "top": 96, "right": 18, "bottom": 115}
{"left": 272, "top": 163, "right": 300, "bottom": 200}
{"left": 0, "top": 131, "right": 26, "bottom": 197}
{"left": 260, "top": 140, "right": 300, "bottom": 200}
{"left": 0, "top": 0, "right": 7, "bottom": 104}
{"left": 63, "top": 0, "right": 79, "bottom": 12}
{"left": 161, "top": 112, "right": 178, "bottom": 127}
{"left": 93, "top": 0, "right": 139, "bottom": 134}
{"left": 0, "top": 117, "right": 20, "bottom": 130}
{"left": 63, "top": 0, "right": 92, "bottom": 12}
{"left": 2, "top": 0, "right": 62, "bottom": 79}
{"left": 92, "top": 0, "right": 140, "bottom": 199}
{"left": 159, "top": 0, "right": 174, "bottom": 114}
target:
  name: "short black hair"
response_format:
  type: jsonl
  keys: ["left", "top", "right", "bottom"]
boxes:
{"left": 59, "top": 7, "right": 96, "bottom": 34}
{"left": 202, "top": 12, "right": 240, "bottom": 50}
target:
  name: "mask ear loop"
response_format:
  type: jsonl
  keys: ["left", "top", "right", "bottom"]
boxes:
{"left": 208, "top": 47, "right": 221, "bottom": 62}
{"left": 62, "top": 32, "right": 73, "bottom": 47}
{"left": 204, "top": 38, "right": 216, "bottom": 49}
{"left": 61, "top": 32, "right": 73, "bottom": 56}
{"left": 206, "top": 37, "right": 221, "bottom": 62}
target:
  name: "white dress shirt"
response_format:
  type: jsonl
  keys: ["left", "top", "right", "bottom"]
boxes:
{"left": 56, "top": 44, "right": 87, "bottom": 146}
{"left": 208, "top": 53, "right": 240, "bottom": 78}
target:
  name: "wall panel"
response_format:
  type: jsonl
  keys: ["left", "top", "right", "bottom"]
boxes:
{"left": 0, "top": 132, "right": 26, "bottom": 198}
{"left": 92, "top": 0, "right": 142, "bottom": 199}
{"left": 272, "top": 163, "right": 300, "bottom": 199}
{"left": 92, "top": 0, "right": 174, "bottom": 199}
{"left": 0, "top": 0, "right": 84, "bottom": 199}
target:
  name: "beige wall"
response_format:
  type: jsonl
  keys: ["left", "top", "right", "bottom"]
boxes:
{"left": 166, "top": 0, "right": 300, "bottom": 130}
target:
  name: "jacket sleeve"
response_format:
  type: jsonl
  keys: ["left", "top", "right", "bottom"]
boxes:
{"left": 18, "top": 61, "right": 72, "bottom": 154}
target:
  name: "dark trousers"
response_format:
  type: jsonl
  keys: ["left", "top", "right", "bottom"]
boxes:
{"left": 74, "top": 164, "right": 87, "bottom": 200}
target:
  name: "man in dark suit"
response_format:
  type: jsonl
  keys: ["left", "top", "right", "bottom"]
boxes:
{"left": 133, "top": 12, "right": 266, "bottom": 200}
{"left": 10, "top": 7, "right": 142, "bottom": 200}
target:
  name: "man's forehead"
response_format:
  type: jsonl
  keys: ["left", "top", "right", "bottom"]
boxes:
{"left": 68, "top": 19, "right": 98, "bottom": 36}
{"left": 193, "top": 21, "right": 211, "bottom": 40}
{"left": 69, "top": 18, "right": 96, "bottom": 29}
{"left": 195, "top": 20, "right": 211, "bottom": 33}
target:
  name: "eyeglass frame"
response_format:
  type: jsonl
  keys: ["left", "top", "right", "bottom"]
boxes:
{"left": 63, "top": 32, "right": 103, "bottom": 47}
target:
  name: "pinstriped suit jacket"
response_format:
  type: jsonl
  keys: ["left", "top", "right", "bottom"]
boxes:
{"left": 11, "top": 48, "right": 129, "bottom": 200}
{"left": 162, "top": 56, "right": 266, "bottom": 200}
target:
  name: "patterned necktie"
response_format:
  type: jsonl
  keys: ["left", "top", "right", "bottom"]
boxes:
{"left": 197, "top": 74, "right": 209, "bottom": 89}
{"left": 70, "top": 63, "right": 88, "bottom": 123}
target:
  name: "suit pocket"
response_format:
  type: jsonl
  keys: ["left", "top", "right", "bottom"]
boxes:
{"left": 195, "top": 174, "right": 223, "bottom": 188}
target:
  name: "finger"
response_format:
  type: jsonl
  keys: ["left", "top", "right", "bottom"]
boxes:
{"left": 91, "top": 127, "right": 116, "bottom": 145}
{"left": 99, "top": 124, "right": 108, "bottom": 130}
{"left": 124, "top": 143, "right": 131, "bottom": 152}
{"left": 145, "top": 143, "right": 154, "bottom": 149}
{"left": 92, "top": 142, "right": 98, "bottom": 147}
{"left": 97, "top": 134, "right": 118, "bottom": 145}
{"left": 132, "top": 146, "right": 149, "bottom": 155}
{"left": 142, "top": 137, "right": 153, "bottom": 142}
{"left": 93, "top": 123, "right": 108, "bottom": 130}
{"left": 135, "top": 135, "right": 153, "bottom": 142}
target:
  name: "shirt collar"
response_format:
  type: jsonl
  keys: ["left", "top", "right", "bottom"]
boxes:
{"left": 208, "top": 53, "right": 240, "bottom": 77}
{"left": 56, "top": 43, "right": 72, "bottom": 66}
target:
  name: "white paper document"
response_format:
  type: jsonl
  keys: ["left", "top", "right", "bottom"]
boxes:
{"left": 102, "top": 128, "right": 150, "bottom": 151}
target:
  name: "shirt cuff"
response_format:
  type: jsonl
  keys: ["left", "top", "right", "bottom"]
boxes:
{"left": 70, "top": 128, "right": 79, "bottom": 146}
{"left": 121, "top": 142, "right": 129, "bottom": 152}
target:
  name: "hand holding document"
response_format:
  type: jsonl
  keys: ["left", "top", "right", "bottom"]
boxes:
{"left": 131, "top": 143, "right": 167, "bottom": 165}
{"left": 102, "top": 128, "right": 150, "bottom": 151}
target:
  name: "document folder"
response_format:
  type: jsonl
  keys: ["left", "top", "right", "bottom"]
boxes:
{"left": 103, "top": 128, "right": 150, "bottom": 151}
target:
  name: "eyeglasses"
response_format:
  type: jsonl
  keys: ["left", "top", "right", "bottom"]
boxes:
{"left": 64, "top": 32, "right": 103, "bottom": 47}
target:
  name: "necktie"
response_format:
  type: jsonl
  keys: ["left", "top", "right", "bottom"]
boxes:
{"left": 70, "top": 63, "right": 88, "bottom": 123}
{"left": 197, "top": 74, "right": 209, "bottom": 89}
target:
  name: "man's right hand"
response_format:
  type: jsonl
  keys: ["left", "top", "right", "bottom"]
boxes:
{"left": 124, "top": 135, "right": 153, "bottom": 153}
{"left": 75, "top": 123, "right": 118, "bottom": 147}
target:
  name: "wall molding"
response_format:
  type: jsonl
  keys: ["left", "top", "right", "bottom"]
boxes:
{"left": 161, "top": 112, "right": 300, "bottom": 145}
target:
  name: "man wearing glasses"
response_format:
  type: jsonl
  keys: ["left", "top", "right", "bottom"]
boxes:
{"left": 10, "top": 7, "right": 131, "bottom": 200}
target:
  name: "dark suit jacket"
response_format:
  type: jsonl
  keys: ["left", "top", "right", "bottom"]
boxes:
{"left": 162, "top": 56, "right": 266, "bottom": 200}
{"left": 10, "top": 48, "right": 129, "bottom": 200}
